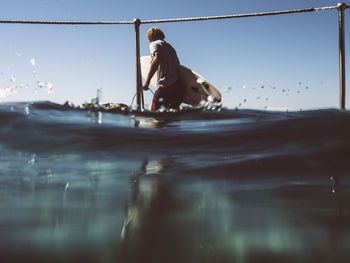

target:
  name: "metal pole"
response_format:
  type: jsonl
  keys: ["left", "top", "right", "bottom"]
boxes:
{"left": 338, "top": 3, "right": 346, "bottom": 110}
{"left": 134, "top": 18, "right": 144, "bottom": 111}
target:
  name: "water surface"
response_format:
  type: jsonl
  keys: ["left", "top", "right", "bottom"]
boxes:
{"left": 0, "top": 101, "right": 349, "bottom": 262}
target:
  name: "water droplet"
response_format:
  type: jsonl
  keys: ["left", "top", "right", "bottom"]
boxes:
{"left": 37, "top": 81, "right": 45, "bottom": 89}
{"left": 28, "top": 154, "right": 36, "bottom": 164}
{"left": 46, "top": 82, "right": 54, "bottom": 93}
{"left": 8, "top": 86, "right": 17, "bottom": 95}
{"left": 30, "top": 58, "right": 36, "bottom": 66}
{"left": 24, "top": 105, "right": 30, "bottom": 115}
{"left": 330, "top": 176, "right": 339, "bottom": 195}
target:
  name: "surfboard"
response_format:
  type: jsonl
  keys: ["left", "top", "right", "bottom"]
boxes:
{"left": 140, "top": 56, "right": 221, "bottom": 106}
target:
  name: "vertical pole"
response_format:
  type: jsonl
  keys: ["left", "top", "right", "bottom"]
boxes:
{"left": 134, "top": 18, "right": 144, "bottom": 111}
{"left": 338, "top": 3, "right": 346, "bottom": 110}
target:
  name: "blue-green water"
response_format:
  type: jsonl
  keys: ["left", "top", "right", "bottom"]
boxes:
{"left": 0, "top": 101, "right": 350, "bottom": 262}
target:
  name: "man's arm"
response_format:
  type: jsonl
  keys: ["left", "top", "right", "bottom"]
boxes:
{"left": 142, "top": 54, "right": 159, "bottom": 90}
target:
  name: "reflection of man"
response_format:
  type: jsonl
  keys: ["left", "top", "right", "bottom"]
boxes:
{"left": 121, "top": 159, "right": 174, "bottom": 241}
{"left": 121, "top": 158, "right": 182, "bottom": 260}
{"left": 142, "top": 27, "right": 184, "bottom": 111}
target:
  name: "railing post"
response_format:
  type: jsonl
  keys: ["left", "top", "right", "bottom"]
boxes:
{"left": 338, "top": 3, "right": 346, "bottom": 110}
{"left": 133, "top": 18, "right": 144, "bottom": 111}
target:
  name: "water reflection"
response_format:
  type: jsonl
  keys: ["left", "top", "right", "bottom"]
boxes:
{"left": 120, "top": 159, "right": 350, "bottom": 263}
{"left": 121, "top": 158, "right": 186, "bottom": 262}
{"left": 131, "top": 116, "right": 168, "bottom": 129}
{"left": 330, "top": 176, "right": 343, "bottom": 219}
{"left": 87, "top": 110, "right": 103, "bottom": 124}
{"left": 0, "top": 150, "right": 350, "bottom": 262}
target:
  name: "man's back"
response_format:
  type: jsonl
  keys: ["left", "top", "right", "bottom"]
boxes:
{"left": 149, "top": 40, "right": 180, "bottom": 89}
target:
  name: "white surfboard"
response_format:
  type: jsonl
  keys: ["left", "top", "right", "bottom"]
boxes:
{"left": 140, "top": 56, "right": 221, "bottom": 106}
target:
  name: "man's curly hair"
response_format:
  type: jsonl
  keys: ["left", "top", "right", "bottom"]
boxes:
{"left": 146, "top": 27, "right": 165, "bottom": 42}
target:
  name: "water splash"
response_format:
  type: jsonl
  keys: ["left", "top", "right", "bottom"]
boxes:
{"left": 28, "top": 58, "right": 54, "bottom": 94}
{"left": 199, "top": 97, "right": 222, "bottom": 111}
{"left": 35, "top": 81, "right": 54, "bottom": 93}
{"left": 96, "top": 88, "right": 102, "bottom": 104}
{"left": 0, "top": 87, "right": 17, "bottom": 98}
{"left": 29, "top": 58, "right": 36, "bottom": 66}
{"left": 225, "top": 81, "right": 313, "bottom": 111}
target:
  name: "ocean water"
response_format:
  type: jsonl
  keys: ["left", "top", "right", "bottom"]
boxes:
{"left": 0, "top": 101, "right": 350, "bottom": 263}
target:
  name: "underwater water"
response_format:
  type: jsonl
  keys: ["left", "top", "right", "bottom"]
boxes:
{"left": 0, "top": 101, "right": 350, "bottom": 263}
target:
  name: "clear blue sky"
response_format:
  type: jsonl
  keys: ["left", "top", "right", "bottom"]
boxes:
{"left": 0, "top": 0, "right": 348, "bottom": 110}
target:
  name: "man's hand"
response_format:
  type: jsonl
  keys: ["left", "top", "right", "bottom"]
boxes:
{"left": 142, "top": 54, "right": 159, "bottom": 92}
{"left": 142, "top": 82, "right": 149, "bottom": 91}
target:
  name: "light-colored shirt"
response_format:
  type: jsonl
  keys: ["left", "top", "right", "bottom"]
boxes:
{"left": 149, "top": 40, "right": 180, "bottom": 88}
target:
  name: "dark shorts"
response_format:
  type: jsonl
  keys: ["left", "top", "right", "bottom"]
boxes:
{"left": 151, "top": 79, "right": 184, "bottom": 111}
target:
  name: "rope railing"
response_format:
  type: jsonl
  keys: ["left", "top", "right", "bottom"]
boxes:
{"left": 0, "top": 20, "right": 133, "bottom": 25}
{"left": 141, "top": 6, "right": 341, "bottom": 24}
{"left": 0, "top": 3, "right": 348, "bottom": 110}
{"left": 0, "top": 5, "right": 347, "bottom": 25}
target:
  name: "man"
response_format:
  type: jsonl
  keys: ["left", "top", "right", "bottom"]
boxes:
{"left": 142, "top": 27, "right": 184, "bottom": 111}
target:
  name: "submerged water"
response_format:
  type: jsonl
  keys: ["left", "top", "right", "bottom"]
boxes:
{"left": 0, "top": 101, "right": 350, "bottom": 263}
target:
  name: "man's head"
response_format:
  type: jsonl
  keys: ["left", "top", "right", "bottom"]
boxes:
{"left": 146, "top": 27, "right": 165, "bottom": 42}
